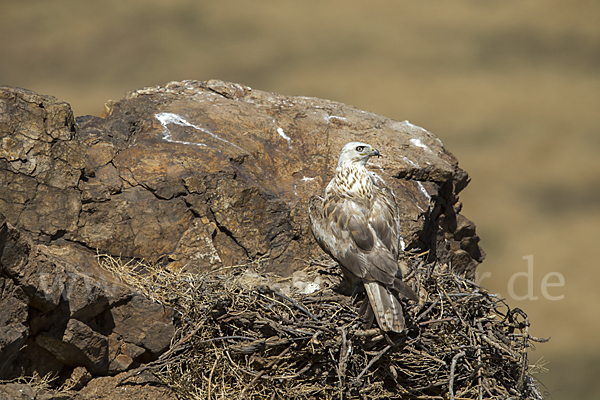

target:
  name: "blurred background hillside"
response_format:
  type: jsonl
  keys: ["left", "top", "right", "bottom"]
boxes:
{"left": 2, "top": 1, "right": 599, "bottom": 398}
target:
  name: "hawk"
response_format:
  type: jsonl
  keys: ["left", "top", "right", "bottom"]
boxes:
{"left": 308, "top": 142, "right": 418, "bottom": 333}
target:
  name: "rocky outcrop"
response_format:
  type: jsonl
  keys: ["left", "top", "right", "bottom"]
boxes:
{"left": 0, "top": 215, "right": 175, "bottom": 380}
{"left": 0, "top": 81, "right": 484, "bottom": 395}
{"left": 1, "top": 81, "right": 483, "bottom": 273}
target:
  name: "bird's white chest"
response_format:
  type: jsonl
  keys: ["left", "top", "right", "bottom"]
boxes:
{"left": 327, "top": 166, "right": 374, "bottom": 199}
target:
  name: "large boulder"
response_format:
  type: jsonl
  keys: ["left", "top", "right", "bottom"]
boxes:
{"left": 0, "top": 81, "right": 484, "bottom": 394}
{"left": 1, "top": 81, "right": 483, "bottom": 276}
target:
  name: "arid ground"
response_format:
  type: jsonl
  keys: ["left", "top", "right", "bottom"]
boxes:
{"left": 2, "top": 1, "right": 599, "bottom": 398}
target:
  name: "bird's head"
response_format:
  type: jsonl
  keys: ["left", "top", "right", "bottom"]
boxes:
{"left": 337, "top": 142, "right": 380, "bottom": 168}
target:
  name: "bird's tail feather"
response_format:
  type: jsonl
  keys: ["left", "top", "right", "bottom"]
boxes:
{"left": 363, "top": 282, "right": 405, "bottom": 333}
{"left": 393, "top": 278, "right": 419, "bottom": 302}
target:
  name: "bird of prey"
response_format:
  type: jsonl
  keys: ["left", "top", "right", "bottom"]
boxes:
{"left": 308, "top": 142, "right": 418, "bottom": 333}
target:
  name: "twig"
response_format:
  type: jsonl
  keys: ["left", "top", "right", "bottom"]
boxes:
{"left": 103, "top": 256, "right": 544, "bottom": 398}
{"left": 329, "top": 348, "right": 343, "bottom": 400}
{"left": 418, "top": 317, "right": 458, "bottom": 326}
{"left": 445, "top": 292, "right": 494, "bottom": 298}
{"left": 258, "top": 292, "right": 296, "bottom": 316}
{"left": 351, "top": 328, "right": 382, "bottom": 337}
{"left": 159, "top": 316, "right": 209, "bottom": 358}
{"left": 403, "top": 268, "right": 416, "bottom": 281}
{"left": 116, "top": 322, "right": 209, "bottom": 390}
{"left": 414, "top": 397, "right": 473, "bottom": 400}
{"left": 207, "top": 354, "right": 220, "bottom": 400}
{"left": 449, "top": 351, "right": 465, "bottom": 400}
{"left": 356, "top": 344, "right": 392, "bottom": 383}
{"left": 239, "top": 345, "right": 293, "bottom": 399}
{"left": 481, "top": 334, "right": 519, "bottom": 361}
{"left": 475, "top": 334, "right": 483, "bottom": 400}
{"left": 240, "top": 361, "right": 313, "bottom": 380}
{"left": 309, "top": 259, "right": 338, "bottom": 268}
{"left": 273, "top": 291, "right": 320, "bottom": 322}
{"left": 406, "top": 347, "right": 447, "bottom": 366}
{"left": 512, "top": 308, "right": 531, "bottom": 391}
{"left": 442, "top": 287, "right": 466, "bottom": 326}
{"left": 295, "top": 322, "right": 335, "bottom": 334}
{"left": 197, "top": 335, "right": 257, "bottom": 345}
{"left": 415, "top": 299, "right": 439, "bottom": 322}
{"left": 451, "top": 273, "right": 488, "bottom": 290}
{"left": 338, "top": 327, "right": 350, "bottom": 378}
{"left": 482, "top": 380, "right": 494, "bottom": 398}
{"left": 507, "top": 333, "right": 550, "bottom": 342}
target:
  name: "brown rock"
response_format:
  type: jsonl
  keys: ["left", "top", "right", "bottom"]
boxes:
{"left": 35, "top": 318, "right": 109, "bottom": 374}
{"left": 0, "top": 337, "right": 64, "bottom": 381}
{"left": 85, "top": 142, "right": 117, "bottom": 169}
{"left": 1, "top": 81, "right": 483, "bottom": 277}
{"left": 0, "top": 383, "right": 36, "bottom": 400}
{"left": 0, "top": 222, "right": 132, "bottom": 315}
{"left": 78, "top": 162, "right": 123, "bottom": 203}
{"left": 0, "top": 370, "right": 176, "bottom": 400}
{"left": 83, "top": 79, "right": 481, "bottom": 275}
{"left": 0, "top": 86, "right": 75, "bottom": 141}
{"left": 120, "top": 341, "right": 145, "bottom": 361}
{"left": 0, "top": 168, "right": 37, "bottom": 225}
{"left": 34, "top": 318, "right": 110, "bottom": 375}
{"left": 0, "top": 215, "right": 175, "bottom": 380}
{"left": 0, "top": 87, "right": 80, "bottom": 224}
{"left": 62, "top": 366, "right": 92, "bottom": 391}
{"left": 0, "top": 324, "right": 28, "bottom": 376}
{"left": 62, "top": 319, "right": 109, "bottom": 373}
{"left": 0, "top": 213, "right": 32, "bottom": 283}
{"left": 72, "top": 371, "right": 177, "bottom": 400}
{"left": 109, "top": 295, "right": 175, "bottom": 357}
{"left": 78, "top": 186, "right": 193, "bottom": 259}
{"left": 18, "top": 185, "right": 81, "bottom": 239}
{"left": 107, "top": 333, "right": 146, "bottom": 373}
{"left": 108, "top": 354, "right": 133, "bottom": 373}
{"left": 0, "top": 275, "right": 29, "bottom": 327}
{"left": 0, "top": 275, "right": 29, "bottom": 378}
{"left": 0, "top": 81, "right": 486, "bottom": 394}
{"left": 35, "top": 332, "right": 91, "bottom": 371}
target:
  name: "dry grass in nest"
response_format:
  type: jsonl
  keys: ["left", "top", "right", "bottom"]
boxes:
{"left": 99, "top": 254, "right": 547, "bottom": 399}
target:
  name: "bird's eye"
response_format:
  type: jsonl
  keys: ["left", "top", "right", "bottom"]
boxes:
{"left": 356, "top": 146, "right": 364, "bottom": 152}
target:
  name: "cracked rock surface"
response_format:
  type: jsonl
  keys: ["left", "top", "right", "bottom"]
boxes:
{"left": 2, "top": 81, "right": 483, "bottom": 275}
{"left": 0, "top": 81, "right": 483, "bottom": 395}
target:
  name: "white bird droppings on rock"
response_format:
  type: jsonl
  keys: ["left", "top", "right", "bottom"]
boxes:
{"left": 155, "top": 112, "right": 243, "bottom": 151}
{"left": 277, "top": 127, "right": 292, "bottom": 148}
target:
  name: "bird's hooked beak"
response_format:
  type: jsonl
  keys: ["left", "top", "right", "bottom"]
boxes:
{"left": 371, "top": 148, "right": 380, "bottom": 158}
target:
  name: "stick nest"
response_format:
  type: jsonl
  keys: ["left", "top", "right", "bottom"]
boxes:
{"left": 100, "top": 255, "right": 547, "bottom": 400}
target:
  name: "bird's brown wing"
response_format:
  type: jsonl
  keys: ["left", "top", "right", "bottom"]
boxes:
{"left": 309, "top": 193, "right": 399, "bottom": 283}
{"left": 308, "top": 194, "right": 371, "bottom": 280}
{"left": 369, "top": 183, "right": 401, "bottom": 259}
{"left": 309, "top": 192, "right": 417, "bottom": 332}
{"left": 368, "top": 184, "right": 419, "bottom": 301}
